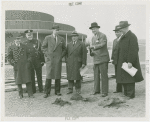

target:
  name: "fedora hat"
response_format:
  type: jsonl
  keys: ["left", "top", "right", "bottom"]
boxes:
{"left": 89, "top": 22, "right": 100, "bottom": 29}
{"left": 118, "top": 21, "right": 131, "bottom": 29}
{"left": 52, "top": 24, "right": 59, "bottom": 30}
{"left": 24, "top": 30, "right": 33, "bottom": 34}
{"left": 113, "top": 25, "right": 120, "bottom": 31}
{"left": 71, "top": 31, "right": 79, "bottom": 36}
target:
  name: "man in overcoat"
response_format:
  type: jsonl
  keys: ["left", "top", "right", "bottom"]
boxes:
{"left": 66, "top": 31, "right": 87, "bottom": 94}
{"left": 116, "top": 21, "right": 144, "bottom": 99}
{"left": 111, "top": 25, "right": 123, "bottom": 93}
{"left": 7, "top": 34, "right": 34, "bottom": 99}
{"left": 89, "top": 22, "right": 110, "bottom": 97}
{"left": 24, "top": 30, "right": 45, "bottom": 93}
{"left": 42, "top": 24, "right": 66, "bottom": 98}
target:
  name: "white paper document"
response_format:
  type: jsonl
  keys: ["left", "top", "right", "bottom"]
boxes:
{"left": 121, "top": 62, "right": 138, "bottom": 77}
{"left": 80, "top": 66, "right": 88, "bottom": 76}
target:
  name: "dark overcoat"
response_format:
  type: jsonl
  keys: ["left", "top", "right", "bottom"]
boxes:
{"left": 7, "top": 43, "right": 32, "bottom": 84}
{"left": 24, "top": 39, "right": 45, "bottom": 69}
{"left": 42, "top": 34, "right": 66, "bottom": 79}
{"left": 66, "top": 41, "right": 87, "bottom": 80}
{"left": 116, "top": 30, "right": 144, "bottom": 83}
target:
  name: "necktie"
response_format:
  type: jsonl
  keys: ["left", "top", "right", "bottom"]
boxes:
{"left": 54, "top": 36, "right": 56, "bottom": 43}
{"left": 17, "top": 44, "right": 20, "bottom": 48}
{"left": 73, "top": 41, "right": 75, "bottom": 46}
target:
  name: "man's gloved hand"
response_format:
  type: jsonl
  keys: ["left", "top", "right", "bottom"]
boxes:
{"left": 41, "top": 62, "right": 44, "bottom": 66}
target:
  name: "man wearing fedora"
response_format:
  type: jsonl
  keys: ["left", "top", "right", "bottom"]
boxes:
{"left": 7, "top": 33, "right": 34, "bottom": 99}
{"left": 66, "top": 31, "right": 87, "bottom": 94}
{"left": 116, "top": 21, "right": 143, "bottom": 99}
{"left": 42, "top": 24, "right": 66, "bottom": 98}
{"left": 88, "top": 22, "right": 110, "bottom": 97}
{"left": 24, "top": 30, "right": 45, "bottom": 94}
{"left": 111, "top": 25, "right": 123, "bottom": 93}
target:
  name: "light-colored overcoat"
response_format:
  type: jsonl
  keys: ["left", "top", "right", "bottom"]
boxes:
{"left": 42, "top": 34, "right": 66, "bottom": 79}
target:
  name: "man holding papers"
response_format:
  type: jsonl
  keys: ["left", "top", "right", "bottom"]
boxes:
{"left": 66, "top": 31, "right": 87, "bottom": 94}
{"left": 116, "top": 21, "right": 143, "bottom": 99}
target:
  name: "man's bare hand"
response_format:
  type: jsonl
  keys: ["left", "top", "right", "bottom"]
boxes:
{"left": 128, "top": 62, "right": 132, "bottom": 69}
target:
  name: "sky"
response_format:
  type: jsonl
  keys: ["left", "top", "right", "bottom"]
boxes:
{"left": 2, "top": 1, "right": 146, "bottom": 42}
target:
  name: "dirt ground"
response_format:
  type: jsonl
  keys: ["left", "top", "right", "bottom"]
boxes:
{"left": 5, "top": 65, "right": 146, "bottom": 117}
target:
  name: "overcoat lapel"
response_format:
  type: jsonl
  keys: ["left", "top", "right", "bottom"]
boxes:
{"left": 69, "top": 41, "right": 81, "bottom": 55}
{"left": 18, "top": 44, "right": 23, "bottom": 56}
{"left": 50, "top": 35, "right": 56, "bottom": 51}
{"left": 14, "top": 43, "right": 23, "bottom": 55}
{"left": 69, "top": 42, "right": 74, "bottom": 55}
{"left": 54, "top": 35, "right": 62, "bottom": 51}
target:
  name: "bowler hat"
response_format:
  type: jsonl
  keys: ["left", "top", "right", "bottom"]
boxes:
{"left": 113, "top": 25, "right": 120, "bottom": 31}
{"left": 71, "top": 31, "right": 79, "bottom": 36}
{"left": 118, "top": 21, "right": 131, "bottom": 29}
{"left": 52, "top": 24, "right": 59, "bottom": 30}
{"left": 24, "top": 30, "right": 33, "bottom": 34}
{"left": 89, "top": 22, "right": 100, "bottom": 29}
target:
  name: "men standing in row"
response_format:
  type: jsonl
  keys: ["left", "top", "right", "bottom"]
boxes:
{"left": 89, "top": 22, "right": 110, "bottom": 97}
{"left": 111, "top": 25, "right": 122, "bottom": 93}
{"left": 116, "top": 21, "right": 144, "bottom": 99}
{"left": 24, "top": 30, "right": 45, "bottom": 94}
{"left": 7, "top": 34, "right": 34, "bottom": 99}
{"left": 66, "top": 31, "right": 87, "bottom": 94}
{"left": 42, "top": 24, "right": 66, "bottom": 98}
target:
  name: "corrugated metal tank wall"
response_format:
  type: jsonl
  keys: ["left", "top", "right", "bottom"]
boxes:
{"left": 5, "top": 10, "right": 75, "bottom": 31}
{"left": 6, "top": 10, "right": 54, "bottom": 21}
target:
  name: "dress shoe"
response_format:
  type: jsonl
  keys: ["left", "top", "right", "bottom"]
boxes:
{"left": 113, "top": 91, "right": 122, "bottom": 93}
{"left": 29, "top": 95, "right": 35, "bottom": 98}
{"left": 113, "top": 91, "right": 118, "bottom": 93}
{"left": 67, "top": 91, "right": 73, "bottom": 94}
{"left": 43, "top": 94, "right": 49, "bottom": 98}
{"left": 91, "top": 92, "right": 100, "bottom": 95}
{"left": 56, "top": 93, "right": 62, "bottom": 96}
{"left": 101, "top": 93, "right": 108, "bottom": 97}
{"left": 19, "top": 95, "right": 23, "bottom": 99}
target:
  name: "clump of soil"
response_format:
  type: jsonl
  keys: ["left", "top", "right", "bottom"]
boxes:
{"left": 52, "top": 98, "right": 71, "bottom": 106}
{"left": 82, "top": 97, "right": 98, "bottom": 102}
{"left": 70, "top": 93, "right": 83, "bottom": 100}
{"left": 70, "top": 93, "right": 98, "bottom": 102}
{"left": 98, "top": 97, "right": 126, "bottom": 108}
